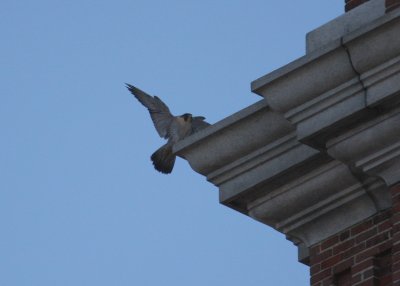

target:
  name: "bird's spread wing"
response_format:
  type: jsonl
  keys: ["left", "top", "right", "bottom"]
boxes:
{"left": 126, "top": 83, "right": 173, "bottom": 139}
{"left": 191, "top": 116, "right": 211, "bottom": 134}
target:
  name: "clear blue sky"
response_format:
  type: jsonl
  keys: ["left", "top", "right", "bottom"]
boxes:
{"left": 1, "top": 1, "right": 343, "bottom": 285}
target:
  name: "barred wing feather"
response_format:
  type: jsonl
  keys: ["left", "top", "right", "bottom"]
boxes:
{"left": 126, "top": 83, "right": 173, "bottom": 139}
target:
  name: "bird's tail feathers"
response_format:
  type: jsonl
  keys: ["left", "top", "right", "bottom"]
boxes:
{"left": 151, "top": 143, "right": 175, "bottom": 174}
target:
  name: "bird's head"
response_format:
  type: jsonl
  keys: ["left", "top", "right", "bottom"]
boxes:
{"left": 180, "top": 113, "right": 193, "bottom": 122}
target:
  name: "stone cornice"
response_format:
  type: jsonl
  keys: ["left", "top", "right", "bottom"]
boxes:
{"left": 174, "top": 3, "right": 400, "bottom": 264}
{"left": 327, "top": 108, "right": 400, "bottom": 187}
{"left": 306, "top": 0, "right": 386, "bottom": 53}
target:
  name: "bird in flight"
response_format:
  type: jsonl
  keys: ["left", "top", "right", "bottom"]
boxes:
{"left": 126, "top": 83, "right": 210, "bottom": 174}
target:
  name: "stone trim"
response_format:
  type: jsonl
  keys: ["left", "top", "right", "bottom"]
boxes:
{"left": 174, "top": 2, "right": 400, "bottom": 264}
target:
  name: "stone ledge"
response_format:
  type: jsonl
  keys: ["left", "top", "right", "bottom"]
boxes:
{"left": 174, "top": 101, "right": 295, "bottom": 176}
{"left": 247, "top": 160, "right": 386, "bottom": 247}
{"left": 174, "top": 6, "right": 400, "bottom": 265}
{"left": 306, "top": 0, "right": 385, "bottom": 53}
{"left": 252, "top": 7, "right": 400, "bottom": 103}
{"left": 327, "top": 107, "right": 400, "bottom": 188}
{"left": 253, "top": 10, "right": 400, "bottom": 149}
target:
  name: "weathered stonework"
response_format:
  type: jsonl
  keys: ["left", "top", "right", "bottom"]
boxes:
{"left": 174, "top": 0, "right": 400, "bottom": 270}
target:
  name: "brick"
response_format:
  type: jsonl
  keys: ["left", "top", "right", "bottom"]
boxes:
{"left": 307, "top": 199, "right": 400, "bottom": 285}
{"left": 378, "top": 220, "right": 392, "bottom": 232}
{"left": 340, "top": 230, "right": 351, "bottom": 241}
{"left": 310, "top": 245, "right": 321, "bottom": 257}
{"left": 355, "top": 227, "right": 378, "bottom": 244}
{"left": 345, "top": 0, "right": 370, "bottom": 12}
{"left": 391, "top": 213, "right": 400, "bottom": 224}
{"left": 351, "top": 219, "right": 374, "bottom": 236}
{"left": 394, "top": 238, "right": 400, "bottom": 248}
{"left": 322, "top": 278, "right": 334, "bottom": 286}
{"left": 333, "top": 239, "right": 355, "bottom": 255}
{"left": 393, "top": 260, "right": 400, "bottom": 270}
{"left": 393, "top": 191, "right": 400, "bottom": 201}
{"left": 356, "top": 247, "right": 380, "bottom": 263}
{"left": 311, "top": 249, "right": 333, "bottom": 264}
{"left": 334, "top": 268, "right": 352, "bottom": 285}
{"left": 355, "top": 241, "right": 392, "bottom": 263}
{"left": 352, "top": 259, "right": 374, "bottom": 275}
{"left": 392, "top": 202, "right": 400, "bottom": 213}
{"left": 352, "top": 273, "right": 362, "bottom": 284}
{"left": 379, "top": 275, "right": 393, "bottom": 285}
{"left": 342, "top": 242, "right": 366, "bottom": 259}
{"left": 365, "top": 231, "right": 391, "bottom": 248}
{"left": 321, "top": 236, "right": 339, "bottom": 250}
{"left": 386, "top": 183, "right": 400, "bottom": 194}
{"left": 393, "top": 233, "right": 400, "bottom": 243}
{"left": 321, "top": 254, "right": 342, "bottom": 270}
{"left": 391, "top": 181, "right": 400, "bottom": 192}
{"left": 393, "top": 223, "right": 400, "bottom": 234}
{"left": 362, "top": 267, "right": 375, "bottom": 279}
{"left": 378, "top": 240, "right": 394, "bottom": 253}
{"left": 392, "top": 192, "right": 400, "bottom": 204}
{"left": 311, "top": 268, "right": 332, "bottom": 285}
{"left": 311, "top": 263, "right": 321, "bottom": 276}
{"left": 393, "top": 252, "right": 400, "bottom": 264}
{"left": 333, "top": 257, "right": 354, "bottom": 274}
{"left": 354, "top": 277, "right": 378, "bottom": 286}
{"left": 393, "top": 270, "right": 400, "bottom": 282}
{"left": 373, "top": 210, "right": 392, "bottom": 224}
{"left": 374, "top": 249, "right": 392, "bottom": 282}
{"left": 386, "top": 0, "right": 400, "bottom": 12}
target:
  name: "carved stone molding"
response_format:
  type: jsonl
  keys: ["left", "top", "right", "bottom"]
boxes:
{"left": 327, "top": 108, "right": 400, "bottom": 187}
{"left": 174, "top": 1, "right": 400, "bottom": 264}
{"left": 247, "top": 160, "right": 386, "bottom": 247}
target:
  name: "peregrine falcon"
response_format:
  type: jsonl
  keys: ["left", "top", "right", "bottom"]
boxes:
{"left": 126, "top": 83, "right": 210, "bottom": 174}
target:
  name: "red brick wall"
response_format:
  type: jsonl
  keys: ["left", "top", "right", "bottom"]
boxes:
{"left": 345, "top": 0, "right": 400, "bottom": 12}
{"left": 345, "top": 0, "right": 370, "bottom": 12}
{"left": 386, "top": 0, "right": 400, "bottom": 11}
{"left": 309, "top": 184, "right": 400, "bottom": 286}
{"left": 391, "top": 184, "right": 400, "bottom": 285}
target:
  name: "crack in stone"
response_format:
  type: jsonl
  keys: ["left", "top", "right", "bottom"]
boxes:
{"left": 336, "top": 37, "right": 390, "bottom": 210}
{"left": 340, "top": 37, "right": 371, "bottom": 109}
